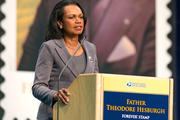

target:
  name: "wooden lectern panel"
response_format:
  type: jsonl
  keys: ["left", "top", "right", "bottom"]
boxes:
{"left": 53, "top": 73, "right": 103, "bottom": 120}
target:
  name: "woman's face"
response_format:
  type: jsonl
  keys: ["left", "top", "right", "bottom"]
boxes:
{"left": 58, "top": 4, "right": 84, "bottom": 37}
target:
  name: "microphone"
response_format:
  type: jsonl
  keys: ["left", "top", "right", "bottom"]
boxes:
{"left": 57, "top": 37, "right": 86, "bottom": 119}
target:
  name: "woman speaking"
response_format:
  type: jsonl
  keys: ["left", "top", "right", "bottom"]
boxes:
{"left": 32, "top": 0, "right": 99, "bottom": 119}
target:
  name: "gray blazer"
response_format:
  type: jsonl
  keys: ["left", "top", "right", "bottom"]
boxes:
{"left": 32, "top": 39, "right": 99, "bottom": 120}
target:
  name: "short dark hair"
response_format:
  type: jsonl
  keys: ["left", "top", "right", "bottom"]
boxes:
{"left": 45, "top": 0, "right": 87, "bottom": 41}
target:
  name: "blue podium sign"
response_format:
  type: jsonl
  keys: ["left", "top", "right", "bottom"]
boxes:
{"left": 103, "top": 91, "right": 168, "bottom": 120}
{"left": 102, "top": 75, "right": 173, "bottom": 120}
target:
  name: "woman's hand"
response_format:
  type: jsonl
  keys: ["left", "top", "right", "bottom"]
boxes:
{"left": 53, "top": 88, "right": 70, "bottom": 104}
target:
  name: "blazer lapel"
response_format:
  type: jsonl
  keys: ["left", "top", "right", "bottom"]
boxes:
{"left": 54, "top": 39, "right": 79, "bottom": 77}
{"left": 82, "top": 41, "right": 94, "bottom": 73}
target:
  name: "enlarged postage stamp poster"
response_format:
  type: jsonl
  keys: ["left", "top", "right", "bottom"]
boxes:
{"left": 1, "top": 0, "right": 172, "bottom": 119}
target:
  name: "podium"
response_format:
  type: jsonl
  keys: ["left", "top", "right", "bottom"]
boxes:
{"left": 53, "top": 73, "right": 173, "bottom": 120}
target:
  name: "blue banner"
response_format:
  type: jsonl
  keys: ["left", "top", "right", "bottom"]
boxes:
{"left": 103, "top": 91, "right": 168, "bottom": 120}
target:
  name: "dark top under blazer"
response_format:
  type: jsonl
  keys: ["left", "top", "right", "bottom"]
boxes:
{"left": 32, "top": 39, "right": 99, "bottom": 120}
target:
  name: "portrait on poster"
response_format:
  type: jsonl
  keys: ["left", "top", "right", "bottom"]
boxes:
{"left": 17, "top": 0, "right": 158, "bottom": 77}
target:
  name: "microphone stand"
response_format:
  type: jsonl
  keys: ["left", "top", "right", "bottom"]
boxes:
{"left": 57, "top": 37, "right": 85, "bottom": 120}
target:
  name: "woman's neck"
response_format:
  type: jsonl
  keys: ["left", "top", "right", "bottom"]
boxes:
{"left": 63, "top": 35, "right": 79, "bottom": 47}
